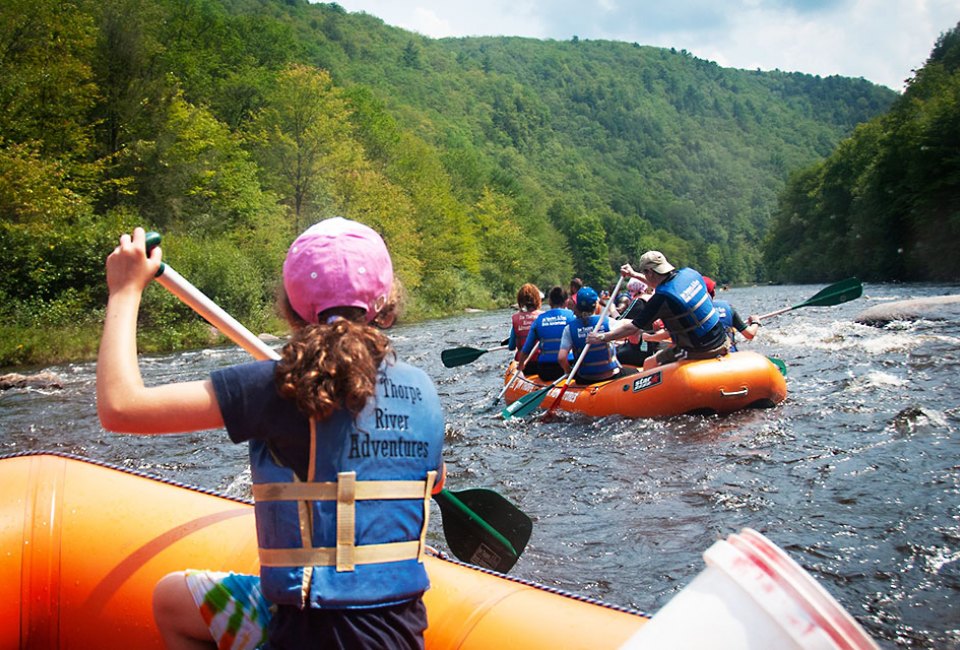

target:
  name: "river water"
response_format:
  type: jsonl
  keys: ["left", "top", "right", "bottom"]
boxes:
{"left": 2, "top": 282, "right": 959, "bottom": 648}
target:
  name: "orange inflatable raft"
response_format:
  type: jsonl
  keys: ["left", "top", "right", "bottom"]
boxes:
{"left": 3, "top": 452, "right": 879, "bottom": 649}
{"left": 505, "top": 351, "right": 787, "bottom": 418}
{"left": 1, "top": 452, "right": 650, "bottom": 649}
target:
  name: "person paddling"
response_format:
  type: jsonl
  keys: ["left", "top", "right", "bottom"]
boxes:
{"left": 587, "top": 251, "right": 728, "bottom": 370}
{"left": 558, "top": 286, "right": 636, "bottom": 384}
{"left": 517, "top": 286, "right": 573, "bottom": 381}
{"left": 97, "top": 218, "right": 446, "bottom": 650}
{"left": 563, "top": 277, "right": 582, "bottom": 311}
{"left": 507, "top": 283, "right": 543, "bottom": 376}
{"left": 614, "top": 278, "right": 660, "bottom": 366}
{"left": 702, "top": 276, "right": 761, "bottom": 352}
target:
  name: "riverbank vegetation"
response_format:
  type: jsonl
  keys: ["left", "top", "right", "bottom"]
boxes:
{"left": 0, "top": 0, "right": 929, "bottom": 367}
{"left": 764, "top": 23, "right": 960, "bottom": 282}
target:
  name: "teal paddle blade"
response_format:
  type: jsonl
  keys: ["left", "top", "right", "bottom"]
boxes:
{"left": 767, "top": 356, "right": 788, "bottom": 376}
{"left": 795, "top": 277, "right": 862, "bottom": 309}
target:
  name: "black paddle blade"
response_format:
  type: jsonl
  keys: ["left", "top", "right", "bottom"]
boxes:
{"left": 435, "top": 488, "right": 532, "bottom": 573}
{"left": 797, "top": 277, "right": 862, "bottom": 309}
{"left": 441, "top": 346, "right": 488, "bottom": 368}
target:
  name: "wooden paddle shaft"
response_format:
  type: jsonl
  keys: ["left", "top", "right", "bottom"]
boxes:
{"left": 497, "top": 341, "right": 540, "bottom": 402}
{"left": 546, "top": 275, "right": 625, "bottom": 415}
{"left": 156, "top": 265, "right": 280, "bottom": 362}
{"left": 758, "top": 305, "right": 794, "bottom": 320}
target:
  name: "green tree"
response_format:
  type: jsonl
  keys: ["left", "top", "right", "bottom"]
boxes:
{"left": 472, "top": 187, "right": 528, "bottom": 295}
{"left": 402, "top": 40, "right": 421, "bottom": 69}
{"left": 90, "top": 0, "right": 169, "bottom": 158}
{"left": 129, "top": 93, "right": 278, "bottom": 235}
{"left": 567, "top": 213, "right": 611, "bottom": 288}
{"left": 247, "top": 64, "right": 360, "bottom": 233}
{"left": 0, "top": 0, "right": 98, "bottom": 161}
{"left": 0, "top": 141, "right": 86, "bottom": 227}
{"left": 765, "top": 22, "right": 960, "bottom": 281}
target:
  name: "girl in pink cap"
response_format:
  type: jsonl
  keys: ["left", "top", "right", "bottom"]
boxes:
{"left": 97, "top": 219, "right": 446, "bottom": 650}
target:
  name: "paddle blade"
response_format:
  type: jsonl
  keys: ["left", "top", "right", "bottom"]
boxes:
{"left": 540, "top": 381, "right": 571, "bottom": 422}
{"left": 767, "top": 356, "right": 788, "bottom": 377}
{"left": 501, "top": 384, "right": 553, "bottom": 419}
{"left": 796, "top": 277, "right": 862, "bottom": 309}
{"left": 435, "top": 488, "right": 532, "bottom": 573}
{"left": 441, "top": 346, "right": 488, "bottom": 368}
{"left": 441, "top": 345, "right": 508, "bottom": 368}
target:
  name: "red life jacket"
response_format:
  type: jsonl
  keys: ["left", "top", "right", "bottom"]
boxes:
{"left": 512, "top": 310, "right": 541, "bottom": 361}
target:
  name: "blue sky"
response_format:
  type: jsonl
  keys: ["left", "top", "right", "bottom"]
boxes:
{"left": 330, "top": 0, "right": 958, "bottom": 91}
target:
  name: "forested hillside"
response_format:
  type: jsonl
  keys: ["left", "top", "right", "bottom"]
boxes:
{"left": 0, "top": 0, "right": 899, "bottom": 364}
{"left": 331, "top": 23, "right": 895, "bottom": 284}
{"left": 764, "top": 22, "right": 960, "bottom": 282}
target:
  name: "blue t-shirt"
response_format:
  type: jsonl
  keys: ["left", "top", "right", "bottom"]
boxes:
{"left": 212, "top": 360, "right": 315, "bottom": 479}
{"left": 522, "top": 308, "right": 575, "bottom": 364}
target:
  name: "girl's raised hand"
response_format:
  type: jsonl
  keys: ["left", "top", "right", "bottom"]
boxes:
{"left": 106, "top": 227, "right": 162, "bottom": 295}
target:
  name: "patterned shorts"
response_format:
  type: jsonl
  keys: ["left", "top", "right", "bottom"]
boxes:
{"left": 185, "top": 571, "right": 273, "bottom": 650}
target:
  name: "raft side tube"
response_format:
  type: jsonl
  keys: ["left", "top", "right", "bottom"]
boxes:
{"left": 1, "top": 453, "right": 650, "bottom": 650}
{"left": 504, "top": 351, "right": 787, "bottom": 418}
{"left": 2, "top": 453, "right": 259, "bottom": 649}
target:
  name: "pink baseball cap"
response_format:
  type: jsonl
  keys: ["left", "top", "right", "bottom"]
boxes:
{"left": 627, "top": 278, "right": 649, "bottom": 296}
{"left": 283, "top": 217, "right": 393, "bottom": 324}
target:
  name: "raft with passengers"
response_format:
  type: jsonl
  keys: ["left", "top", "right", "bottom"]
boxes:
{"left": 444, "top": 254, "right": 862, "bottom": 420}
{"left": 10, "top": 223, "right": 869, "bottom": 648}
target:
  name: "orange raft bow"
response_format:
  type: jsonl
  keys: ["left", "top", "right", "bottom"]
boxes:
{"left": 503, "top": 351, "right": 787, "bottom": 419}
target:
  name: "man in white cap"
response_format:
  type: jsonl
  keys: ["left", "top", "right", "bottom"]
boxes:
{"left": 586, "top": 251, "right": 728, "bottom": 370}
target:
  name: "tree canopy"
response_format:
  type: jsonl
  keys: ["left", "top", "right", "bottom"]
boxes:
{"left": 763, "top": 22, "right": 960, "bottom": 282}
{"left": 3, "top": 0, "right": 925, "bottom": 365}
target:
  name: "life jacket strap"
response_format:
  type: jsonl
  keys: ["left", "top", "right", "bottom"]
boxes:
{"left": 253, "top": 480, "right": 433, "bottom": 501}
{"left": 259, "top": 540, "right": 424, "bottom": 568}
{"left": 337, "top": 471, "right": 357, "bottom": 571}
{"left": 256, "top": 469, "right": 438, "bottom": 573}
{"left": 663, "top": 293, "right": 717, "bottom": 334}
{"left": 261, "top": 416, "right": 437, "bottom": 577}
{"left": 419, "top": 470, "right": 437, "bottom": 562}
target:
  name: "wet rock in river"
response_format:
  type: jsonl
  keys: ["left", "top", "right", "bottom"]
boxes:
{"left": 0, "top": 371, "right": 64, "bottom": 390}
{"left": 855, "top": 295, "right": 960, "bottom": 326}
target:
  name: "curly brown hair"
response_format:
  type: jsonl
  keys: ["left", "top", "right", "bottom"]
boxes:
{"left": 517, "top": 283, "right": 542, "bottom": 311}
{"left": 274, "top": 285, "right": 403, "bottom": 421}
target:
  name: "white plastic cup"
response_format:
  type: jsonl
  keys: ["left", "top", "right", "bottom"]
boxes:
{"left": 619, "top": 528, "right": 878, "bottom": 650}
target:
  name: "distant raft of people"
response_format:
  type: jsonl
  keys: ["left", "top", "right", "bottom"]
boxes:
{"left": 507, "top": 251, "right": 764, "bottom": 384}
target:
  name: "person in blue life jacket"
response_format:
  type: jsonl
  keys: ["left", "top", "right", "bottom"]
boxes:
{"left": 516, "top": 286, "right": 574, "bottom": 382}
{"left": 586, "top": 251, "right": 729, "bottom": 371}
{"left": 558, "top": 286, "right": 638, "bottom": 384}
{"left": 97, "top": 219, "right": 446, "bottom": 650}
{"left": 507, "top": 283, "right": 543, "bottom": 376}
{"left": 702, "top": 276, "right": 761, "bottom": 352}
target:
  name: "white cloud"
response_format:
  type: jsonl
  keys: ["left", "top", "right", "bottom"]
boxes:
{"left": 408, "top": 7, "right": 453, "bottom": 37}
